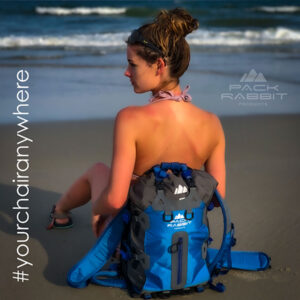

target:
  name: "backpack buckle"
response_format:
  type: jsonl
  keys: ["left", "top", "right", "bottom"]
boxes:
{"left": 184, "top": 210, "right": 194, "bottom": 220}
{"left": 163, "top": 212, "right": 173, "bottom": 222}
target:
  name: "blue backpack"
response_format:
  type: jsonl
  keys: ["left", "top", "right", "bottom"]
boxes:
{"left": 67, "top": 163, "right": 270, "bottom": 298}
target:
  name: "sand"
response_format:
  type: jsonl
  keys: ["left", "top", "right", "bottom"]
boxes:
{"left": 0, "top": 114, "right": 299, "bottom": 300}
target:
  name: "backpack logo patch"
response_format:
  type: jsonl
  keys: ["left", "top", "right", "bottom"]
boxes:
{"left": 174, "top": 184, "right": 188, "bottom": 195}
{"left": 167, "top": 212, "right": 192, "bottom": 229}
{"left": 174, "top": 213, "right": 184, "bottom": 220}
{"left": 174, "top": 184, "right": 188, "bottom": 200}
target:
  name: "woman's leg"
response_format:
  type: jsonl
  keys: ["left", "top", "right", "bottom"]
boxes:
{"left": 55, "top": 162, "right": 110, "bottom": 225}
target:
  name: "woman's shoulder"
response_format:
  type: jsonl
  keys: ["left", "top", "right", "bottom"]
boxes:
{"left": 116, "top": 104, "right": 161, "bottom": 121}
{"left": 192, "top": 107, "right": 224, "bottom": 143}
{"left": 117, "top": 105, "right": 140, "bottom": 114}
{"left": 204, "top": 110, "right": 222, "bottom": 128}
{"left": 190, "top": 105, "right": 222, "bottom": 127}
{"left": 114, "top": 106, "right": 146, "bottom": 131}
{"left": 115, "top": 104, "right": 223, "bottom": 132}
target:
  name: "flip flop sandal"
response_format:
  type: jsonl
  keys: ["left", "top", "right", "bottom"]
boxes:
{"left": 47, "top": 205, "right": 73, "bottom": 230}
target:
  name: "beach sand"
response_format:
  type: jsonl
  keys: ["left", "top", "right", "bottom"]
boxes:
{"left": 0, "top": 114, "right": 299, "bottom": 300}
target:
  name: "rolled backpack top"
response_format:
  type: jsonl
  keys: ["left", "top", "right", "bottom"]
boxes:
{"left": 67, "top": 162, "right": 270, "bottom": 298}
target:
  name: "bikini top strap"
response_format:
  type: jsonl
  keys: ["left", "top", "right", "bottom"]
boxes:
{"left": 149, "top": 85, "right": 192, "bottom": 103}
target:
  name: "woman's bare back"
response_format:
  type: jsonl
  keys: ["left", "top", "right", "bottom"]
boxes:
{"left": 131, "top": 100, "right": 223, "bottom": 175}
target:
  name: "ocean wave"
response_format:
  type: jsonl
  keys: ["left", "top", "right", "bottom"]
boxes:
{"left": 35, "top": 6, "right": 127, "bottom": 15}
{"left": 0, "top": 32, "right": 128, "bottom": 48}
{"left": 253, "top": 6, "right": 300, "bottom": 13}
{"left": 187, "top": 27, "right": 300, "bottom": 46}
{"left": 1, "top": 27, "right": 300, "bottom": 50}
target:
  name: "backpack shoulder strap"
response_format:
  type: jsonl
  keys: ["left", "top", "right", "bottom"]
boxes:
{"left": 67, "top": 208, "right": 128, "bottom": 288}
{"left": 207, "top": 248, "right": 270, "bottom": 271}
{"left": 208, "top": 190, "right": 235, "bottom": 275}
{"left": 91, "top": 270, "right": 127, "bottom": 288}
{"left": 207, "top": 191, "right": 270, "bottom": 273}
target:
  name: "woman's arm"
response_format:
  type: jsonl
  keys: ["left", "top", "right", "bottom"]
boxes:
{"left": 204, "top": 115, "right": 226, "bottom": 199}
{"left": 92, "top": 107, "right": 136, "bottom": 215}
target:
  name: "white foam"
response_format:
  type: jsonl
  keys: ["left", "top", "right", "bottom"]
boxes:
{"left": 1, "top": 27, "right": 300, "bottom": 49}
{"left": 35, "top": 6, "right": 127, "bottom": 15}
{"left": 254, "top": 6, "right": 300, "bottom": 13}
{"left": 0, "top": 32, "right": 129, "bottom": 48}
{"left": 187, "top": 27, "right": 300, "bottom": 46}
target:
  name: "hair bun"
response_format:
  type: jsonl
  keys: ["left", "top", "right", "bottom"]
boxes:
{"left": 156, "top": 8, "right": 199, "bottom": 38}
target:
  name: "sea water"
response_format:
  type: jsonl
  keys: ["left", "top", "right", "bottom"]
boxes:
{"left": 0, "top": 0, "right": 300, "bottom": 123}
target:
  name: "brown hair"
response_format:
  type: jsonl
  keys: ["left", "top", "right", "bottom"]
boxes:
{"left": 127, "top": 8, "right": 199, "bottom": 81}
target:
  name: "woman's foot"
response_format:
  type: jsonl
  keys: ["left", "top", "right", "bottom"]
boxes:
{"left": 47, "top": 205, "right": 73, "bottom": 230}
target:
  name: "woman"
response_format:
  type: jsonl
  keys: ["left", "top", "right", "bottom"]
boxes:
{"left": 47, "top": 8, "right": 225, "bottom": 237}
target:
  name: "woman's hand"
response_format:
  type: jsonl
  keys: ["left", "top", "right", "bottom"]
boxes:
{"left": 92, "top": 214, "right": 110, "bottom": 238}
{"left": 92, "top": 212, "right": 119, "bottom": 238}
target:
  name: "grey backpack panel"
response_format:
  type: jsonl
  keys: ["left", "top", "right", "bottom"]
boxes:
{"left": 129, "top": 169, "right": 218, "bottom": 211}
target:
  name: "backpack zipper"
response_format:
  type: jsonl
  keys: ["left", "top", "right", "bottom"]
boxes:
{"left": 177, "top": 237, "right": 183, "bottom": 285}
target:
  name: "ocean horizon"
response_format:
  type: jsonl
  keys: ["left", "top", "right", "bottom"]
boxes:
{"left": 1, "top": 0, "right": 300, "bottom": 123}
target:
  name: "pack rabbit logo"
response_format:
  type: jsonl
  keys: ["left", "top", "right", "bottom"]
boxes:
{"left": 221, "top": 69, "right": 287, "bottom": 106}
{"left": 167, "top": 212, "right": 192, "bottom": 229}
